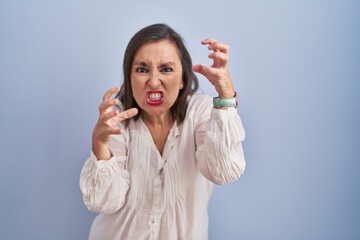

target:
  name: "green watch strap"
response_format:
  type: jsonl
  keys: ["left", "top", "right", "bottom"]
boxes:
{"left": 213, "top": 92, "right": 238, "bottom": 108}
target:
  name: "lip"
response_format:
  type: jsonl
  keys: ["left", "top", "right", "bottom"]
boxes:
{"left": 146, "top": 90, "right": 164, "bottom": 106}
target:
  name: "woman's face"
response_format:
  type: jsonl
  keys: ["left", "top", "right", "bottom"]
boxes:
{"left": 131, "top": 39, "right": 183, "bottom": 120}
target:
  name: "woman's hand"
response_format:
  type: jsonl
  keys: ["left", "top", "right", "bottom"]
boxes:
{"left": 192, "top": 38, "right": 235, "bottom": 98}
{"left": 92, "top": 86, "right": 138, "bottom": 160}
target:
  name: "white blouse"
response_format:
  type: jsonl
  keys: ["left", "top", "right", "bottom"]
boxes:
{"left": 80, "top": 94, "right": 246, "bottom": 240}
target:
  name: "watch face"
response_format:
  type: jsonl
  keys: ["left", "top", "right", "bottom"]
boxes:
{"left": 234, "top": 91, "right": 238, "bottom": 108}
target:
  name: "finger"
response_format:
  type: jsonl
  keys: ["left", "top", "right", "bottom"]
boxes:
{"left": 192, "top": 64, "right": 208, "bottom": 75}
{"left": 99, "top": 110, "right": 119, "bottom": 124}
{"left": 102, "top": 125, "right": 122, "bottom": 135}
{"left": 100, "top": 108, "right": 138, "bottom": 128}
{"left": 192, "top": 64, "right": 217, "bottom": 84}
{"left": 201, "top": 38, "right": 218, "bottom": 45}
{"left": 99, "top": 126, "right": 123, "bottom": 137}
{"left": 208, "top": 52, "right": 228, "bottom": 67}
{"left": 102, "top": 86, "right": 121, "bottom": 102}
{"left": 99, "top": 98, "right": 119, "bottom": 114}
{"left": 117, "top": 108, "right": 139, "bottom": 121}
{"left": 201, "top": 38, "right": 229, "bottom": 54}
{"left": 209, "top": 42, "right": 229, "bottom": 54}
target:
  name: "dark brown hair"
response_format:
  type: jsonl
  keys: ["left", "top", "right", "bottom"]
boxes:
{"left": 117, "top": 23, "right": 199, "bottom": 125}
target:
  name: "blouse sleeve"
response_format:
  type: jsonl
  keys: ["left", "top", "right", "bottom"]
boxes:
{"left": 195, "top": 97, "right": 246, "bottom": 185}
{"left": 79, "top": 134, "right": 130, "bottom": 214}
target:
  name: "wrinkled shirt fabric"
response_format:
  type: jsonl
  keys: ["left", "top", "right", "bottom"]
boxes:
{"left": 80, "top": 94, "right": 246, "bottom": 240}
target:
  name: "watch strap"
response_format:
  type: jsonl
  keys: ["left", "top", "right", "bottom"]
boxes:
{"left": 213, "top": 92, "right": 238, "bottom": 108}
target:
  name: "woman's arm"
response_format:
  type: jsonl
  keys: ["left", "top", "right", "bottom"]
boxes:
{"left": 195, "top": 105, "right": 246, "bottom": 185}
{"left": 193, "top": 39, "right": 246, "bottom": 184}
{"left": 79, "top": 135, "right": 131, "bottom": 214}
{"left": 80, "top": 86, "right": 137, "bottom": 213}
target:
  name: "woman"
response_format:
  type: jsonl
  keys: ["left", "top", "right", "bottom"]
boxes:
{"left": 80, "top": 23, "right": 245, "bottom": 240}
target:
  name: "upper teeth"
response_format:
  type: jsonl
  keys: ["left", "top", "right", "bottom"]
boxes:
{"left": 149, "top": 93, "right": 161, "bottom": 100}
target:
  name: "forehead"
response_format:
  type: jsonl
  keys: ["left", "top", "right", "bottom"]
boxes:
{"left": 133, "top": 40, "right": 181, "bottom": 62}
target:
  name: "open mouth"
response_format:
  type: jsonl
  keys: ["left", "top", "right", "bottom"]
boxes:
{"left": 146, "top": 91, "right": 164, "bottom": 106}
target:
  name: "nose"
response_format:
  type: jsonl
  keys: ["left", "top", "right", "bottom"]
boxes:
{"left": 147, "top": 71, "right": 161, "bottom": 89}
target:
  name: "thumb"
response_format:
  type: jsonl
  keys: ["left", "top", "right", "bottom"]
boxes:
{"left": 192, "top": 64, "right": 210, "bottom": 79}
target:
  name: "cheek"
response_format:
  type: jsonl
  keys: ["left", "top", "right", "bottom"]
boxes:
{"left": 168, "top": 84, "right": 182, "bottom": 100}
{"left": 130, "top": 77, "right": 144, "bottom": 93}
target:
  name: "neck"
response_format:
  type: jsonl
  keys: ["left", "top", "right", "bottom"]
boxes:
{"left": 141, "top": 111, "right": 173, "bottom": 128}
{"left": 140, "top": 111, "right": 174, "bottom": 155}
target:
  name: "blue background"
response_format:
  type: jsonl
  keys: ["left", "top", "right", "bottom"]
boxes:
{"left": 0, "top": 0, "right": 359, "bottom": 239}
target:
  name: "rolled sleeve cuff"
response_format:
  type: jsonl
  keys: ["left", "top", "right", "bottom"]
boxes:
{"left": 90, "top": 150, "right": 118, "bottom": 170}
{"left": 211, "top": 107, "right": 239, "bottom": 120}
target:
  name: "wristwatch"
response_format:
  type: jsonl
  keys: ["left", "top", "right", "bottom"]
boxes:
{"left": 213, "top": 92, "right": 238, "bottom": 108}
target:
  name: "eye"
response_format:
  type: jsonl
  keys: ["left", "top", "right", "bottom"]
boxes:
{"left": 135, "top": 67, "right": 148, "bottom": 73}
{"left": 161, "top": 67, "right": 174, "bottom": 73}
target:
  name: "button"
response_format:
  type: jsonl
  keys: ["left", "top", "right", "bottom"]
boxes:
{"left": 150, "top": 219, "right": 155, "bottom": 224}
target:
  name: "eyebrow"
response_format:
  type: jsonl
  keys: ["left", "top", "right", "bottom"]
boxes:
{"left": 158, "top": 62, "right": 176, "bottom": 68}
{"left": 132, "top": 61, "right": 148, "bottom": 67}
{"left": 132, "top": 61, "right": 176, "bottom": 68}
